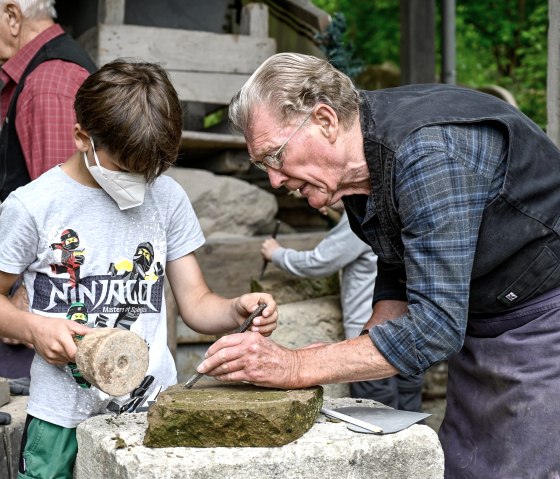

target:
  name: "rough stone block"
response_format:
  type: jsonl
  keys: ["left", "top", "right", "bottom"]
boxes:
{"left": 251, "top": 270, "right": 339, "bottom": 304}
{"left": 165, "top": 167, "right": 278, "bottom": 237}
{"left": 0, "top": 396, "right": 27, "bottom": 479}
{"left": 274, "top": 296, "right": 345, "bottom": 348}
{"left": 143, "top": 383, "right": 323, "bottom": 448}
{"left": 176, "top": 319, "right": 218, "bottom": 344}
{"left": 75, "top": 397, "right": 444, "bottom": 479}
{"left": 273, "top": 296, "right": 350, "bottom": 398}
{"left": 194, "top": 232, "right": 327, "bottom": 298}
{"left": 0, "top": 377, "right": 10, "bottom": 407}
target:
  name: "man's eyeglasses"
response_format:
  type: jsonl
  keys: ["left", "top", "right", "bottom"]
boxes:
{"left": 251, "top": 110, "right": 314, "bottom": 172}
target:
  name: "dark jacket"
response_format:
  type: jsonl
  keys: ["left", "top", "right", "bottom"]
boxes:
{"left": 345, "top": 84, "right": 560, "bottom": 314}
{"left": 0, "top": 32, "right": 97, "bottom": 201}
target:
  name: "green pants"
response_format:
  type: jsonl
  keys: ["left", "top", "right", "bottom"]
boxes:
{"left": 18, "top": 415, "right": 77, "bottom": 479}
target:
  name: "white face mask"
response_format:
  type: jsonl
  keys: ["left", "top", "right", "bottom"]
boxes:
{"left": 84, "top": 138, "right": 146, "bottom": 210}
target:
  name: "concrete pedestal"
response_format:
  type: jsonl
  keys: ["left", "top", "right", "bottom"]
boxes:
{"left": 0, "top": 396, "right": 27, "bottom": 479}
{"left": 75, "top": 397, "right": 444, "bottom": 479}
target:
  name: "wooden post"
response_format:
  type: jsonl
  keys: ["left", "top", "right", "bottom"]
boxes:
{"left": 240, "top": 3, "right": 269, "bottom": 38}
{"left": 547, "top": 0, "right": 560, "bottom": 146}
{"left": 98, "top": 0, "right": 125, "bottom": 25}
{"left": 400, "top": 0, "right": 436, "bottom": 84}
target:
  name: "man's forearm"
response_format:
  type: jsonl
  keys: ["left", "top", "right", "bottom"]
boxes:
{"left": 293, "top": 335, "right": 399, "bottom": 388}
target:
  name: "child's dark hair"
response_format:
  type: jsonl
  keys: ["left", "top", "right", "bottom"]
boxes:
{"left": 74, "top": 59, "right": 183, "bottom": 182}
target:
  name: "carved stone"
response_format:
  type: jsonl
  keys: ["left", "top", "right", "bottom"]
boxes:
{"left": 143, "top": 382, "right": 323, "bottom": 448}
{"left": 75, "top": 328, "right": 148, "bottom": 397}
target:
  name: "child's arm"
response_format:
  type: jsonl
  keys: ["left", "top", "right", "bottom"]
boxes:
{"left": 166, "top": 253, "right": 278, "bottom": 336}
{"left": 0, "top": 271, "right": 91, "bottom": 365}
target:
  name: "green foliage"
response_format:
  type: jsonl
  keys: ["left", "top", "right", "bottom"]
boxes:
{"left": 311, "top": 0, "right": 548, "bottom": 127}
{"left": 313, "top": 0, "right": 400, "bottom": 65}
{"left": 314, "top": 12, "right": 363, "bottom": 79}
{"left": 455, "top": 1, "right": 548, "bottom": 127}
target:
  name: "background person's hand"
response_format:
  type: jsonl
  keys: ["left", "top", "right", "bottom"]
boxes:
{"left": 260, "top": 238, "right": 281, "bottom": 261}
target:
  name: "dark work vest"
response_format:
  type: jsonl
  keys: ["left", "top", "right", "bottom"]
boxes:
{"left": 347, "top": 84, "right": 560, "bottom": 314}
{"left": 0, "top": 32, "right": 97, "bottom": 201}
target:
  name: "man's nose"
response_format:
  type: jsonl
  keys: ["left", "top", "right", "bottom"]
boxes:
{"left": 267, "top": 168, "right": 287, "bottom": 189}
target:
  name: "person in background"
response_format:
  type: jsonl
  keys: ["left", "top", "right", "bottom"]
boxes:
{"left": 0, "top": 59, "right": 278, "bottom": 479}
{"left": 0, "top": 0, "right": 97, "bottom": 379}
{"left": 261, "top": 200, "right": 424, "bottom": 411}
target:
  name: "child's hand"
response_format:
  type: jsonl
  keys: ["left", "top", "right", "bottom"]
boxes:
{"left": 234, "top": 294, "right": 278, "bottom": 337}
{"left": 30, "top": 316, "right": 92, "bottom": 365}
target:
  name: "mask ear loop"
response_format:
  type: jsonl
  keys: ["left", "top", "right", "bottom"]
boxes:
{"left": 89, "top": 137, "right": 108, "bottom": 178}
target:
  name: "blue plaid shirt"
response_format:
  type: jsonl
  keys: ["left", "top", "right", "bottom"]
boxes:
{"left": 363, "top": 123, "right": 507, "bottom": 375}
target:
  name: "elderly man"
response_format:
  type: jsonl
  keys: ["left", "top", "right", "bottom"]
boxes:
{"left": 199, "top": 52, "right": 560, "bottom": 478}
{"left": 0, "top": 0, "right": 96, "bottom": 379}
{"left": 0, "top": 0, "right": 96, "bottom": 199}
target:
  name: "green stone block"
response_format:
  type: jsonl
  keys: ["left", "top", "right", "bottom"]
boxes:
{"left": 144, "top": 383, "right": 323, "bottom": 448}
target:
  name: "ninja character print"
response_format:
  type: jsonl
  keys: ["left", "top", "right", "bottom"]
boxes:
{"left": 105, "top": 241, "right": 164, "bottom": 330}
{"left": 65, "top": 301, "right": 91, "bottom": 389}
{"left": 50, "top": 228, "right": 85, "bottom": 289}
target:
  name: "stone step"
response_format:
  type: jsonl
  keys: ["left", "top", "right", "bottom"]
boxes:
{"left": 0, "top": 395, "right": 27, "bottom": 479}
{"left": 74, "top": 396, "right": 444, "bottom": 478}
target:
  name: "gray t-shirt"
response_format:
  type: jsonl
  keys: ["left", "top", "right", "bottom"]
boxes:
{"left": 0, "top": 166, "right": 205, "bottom": 428}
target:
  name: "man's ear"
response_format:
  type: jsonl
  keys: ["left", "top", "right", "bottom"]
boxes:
{"left": 314, "top": 104, "right": 338, "bottom": 142}
{"left": 73, "top": 124, "right": 90, "bottom": 152}
{"left": 5, "top": 2, "right": 22, "bottom": 37}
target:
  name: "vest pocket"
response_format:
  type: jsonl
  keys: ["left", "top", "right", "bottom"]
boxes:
{"left": 497, "top": 246, "right": 560, "bottom": 307}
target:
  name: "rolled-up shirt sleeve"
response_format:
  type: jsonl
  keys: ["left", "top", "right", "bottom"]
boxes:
{"left": 369, "top": 124, "right": 506, "bottom": 375}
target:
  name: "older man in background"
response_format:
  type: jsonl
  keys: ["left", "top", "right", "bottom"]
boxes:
{"left": 0, "top": 0, "right": 96, "bottom": 379}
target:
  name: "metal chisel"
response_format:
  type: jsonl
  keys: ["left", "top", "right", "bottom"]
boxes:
{"left": 184, "top": 302, "right": 267, "bottom": 389}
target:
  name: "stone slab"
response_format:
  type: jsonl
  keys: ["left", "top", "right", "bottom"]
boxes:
{"left": 0, "top": 396, "right": 27, "bottom": 479}
{"left": 75, "top": 397, "right": 444, "bottom": 479}
{"left": 144, "top": 383, "right": 323, "bottom": 448}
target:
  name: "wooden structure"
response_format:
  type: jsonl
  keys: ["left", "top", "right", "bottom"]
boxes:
{"left": 77, "top": 1, "right": 276, "bottom": 171}
{"left": 400, "top": 0, "right": 436, "bottom": 84}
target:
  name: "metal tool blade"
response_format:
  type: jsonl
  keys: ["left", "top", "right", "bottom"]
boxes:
{"left": 321, "top": 407, "right": 384, "bottom": 434}
{"left": 184, "top": 372, "right": 203, "bottom": 390}
{"left": 259, "top": 220, "right": 281, "bottom": 280}
{"left": 184, "top": 303, "right": 267, "bottom": 389}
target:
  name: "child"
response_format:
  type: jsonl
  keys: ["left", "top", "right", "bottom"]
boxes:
{"left": 0, "top": 60, "right": 278, "bottom": 479}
